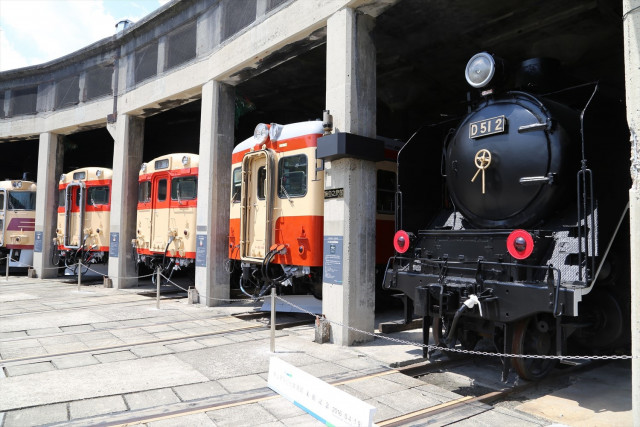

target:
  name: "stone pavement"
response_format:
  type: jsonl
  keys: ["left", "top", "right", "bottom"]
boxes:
{"left": 0, "top": 276, "right": 632, "bottom": 426}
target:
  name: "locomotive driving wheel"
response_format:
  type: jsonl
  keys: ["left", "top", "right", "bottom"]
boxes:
{"left": 511, "top": 315, "right": 558, "bottom": 380}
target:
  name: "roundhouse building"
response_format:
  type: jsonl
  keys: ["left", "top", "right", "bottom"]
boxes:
{"left": 0, "top": 1, "right": 639, "bottom": 412}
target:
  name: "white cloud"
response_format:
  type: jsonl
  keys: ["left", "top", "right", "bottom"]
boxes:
{"left": 0, "top": 0, "right": 165, "bottom": 72}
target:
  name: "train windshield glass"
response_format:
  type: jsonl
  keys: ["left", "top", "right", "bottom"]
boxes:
{"left": 231, "top": 168, "right": 241, "bottom": 203}
{"left": 171, "top": 176, "right": 197, "bottom": 201}
{"left": 278, "top": 154, "right": 307, "bottom": 198}
{"left": 88, "top": 186, "right": 110, "bottom": 206}
{"left": 377, "top": 170, "right": 396, "bottom": 214}
{"left": 8, "top": 191, "right": 36, "bottom": 210}
{"left": 138, "top": 181, "right": 151, "bottom": 203}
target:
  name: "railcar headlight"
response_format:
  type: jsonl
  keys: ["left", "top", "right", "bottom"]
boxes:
{"left": 182, "top": 156, "right": 189, "bottom": 166}
{"left": 60, "top": 174, "right": 65, "bottom": 182}
{"left": 269, "top": 123, "right": 282, "bottom": 140}
{"left": 254, "top": 123, "right": 269, "bottom": 144}
{"left": 140, "top": 163, "right": 147, "bottom": 173}
{"left": 96, "top": 169, "right": 102, "bottom": 177}
{"left": 465, "top": 52, "right": 496, "bottom": 88}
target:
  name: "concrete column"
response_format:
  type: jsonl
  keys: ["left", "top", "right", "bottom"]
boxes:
{"left": 157, "top": 36, "right": 168, "bottom": 74}
{"left": 623, "top": 1, "right": 640, "bottom": 425}
{"left": 324, "top": 8, "right": 377, "bottom": 345}
{"left": 194, "top": 80, "right": 235, "bottom": 306}
{"left": 257, "top": 0, "right": 268, "bottom": 17}
{"left": 78, "top": 72, "right": 87, "bottom": 103}
{"left": 33, "top": 132, "right": 63, "bottom": 278}
{"left": 108, "top": 114, "right": 144, "bottom": 288}
{"left": 196, "top": 2, "right": 223, "bottom": 55}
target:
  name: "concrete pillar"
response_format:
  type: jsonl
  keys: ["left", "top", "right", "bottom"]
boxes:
{"left": 323, "top": 8, "right": 377, "bottom": 345}
{"left": 623, "top": 1, "right": 640, "bottom": 425}
{"left": 33, "top": 132, "right": 63, "bottom": 278}
{"left": 108, "top": 114, "right": 144, "bottom": 288}
{"left": 194, "top": 80, "right": 235, "bottom": 306}
{"left": 157, "top": 36, "right": 167, "bottom": 74}
{"left": 196, "top": 3, "right": 223, "bottom": 55}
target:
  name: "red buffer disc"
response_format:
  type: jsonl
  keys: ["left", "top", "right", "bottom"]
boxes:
{"left": 394, "top": 230, "right": 410, "bottom": 254}
{"left": 506, "top": 229, "right": 534, "bottom": 259}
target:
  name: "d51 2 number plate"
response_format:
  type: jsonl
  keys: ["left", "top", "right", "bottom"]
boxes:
{"left": 469, "top": 115, "right": 507, "bottom": 139}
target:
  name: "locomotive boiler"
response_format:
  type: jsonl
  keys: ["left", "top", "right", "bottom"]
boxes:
{"left": 0, "top": 178, "right": 37, "bottom": 269}
{"left": 55, "top": 167, "right": 113, "bottom": 275}
{"left": 384, "top": 52, "right": 630, "bottom": 380}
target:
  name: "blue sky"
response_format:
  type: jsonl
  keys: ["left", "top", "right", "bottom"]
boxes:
{"left": 0, "top": 0, "right": 169, "bottom": 72}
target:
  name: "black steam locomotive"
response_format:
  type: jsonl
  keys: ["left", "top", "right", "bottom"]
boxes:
{"left": 384, "top": 52, "right": 630, "bottom": 380}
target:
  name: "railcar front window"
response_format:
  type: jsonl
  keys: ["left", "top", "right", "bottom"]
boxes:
{"left": 257, "top": 166, "right": 266, "bottom": 200}
{"left": 377, "top": 170, "right": 396, "bottom": 214}
{"left": 171, "top": 176, "right": 197, "bottom": 201}
{"left": 278, "top": 155, "right": 307, "bottom": 198}
{"left": 158, "top": 179, "right": 167, "bottom": 201}
{"left": 231, "top": 167, "right": 241, "bottom": 203}
{"left": 7, "top": 191, "right": 36, "bottom": 210}
{"left": 58, "top": 190, "right": 65, "bottom": 207}
{"left": 88, "top": 186, "right": 110, "bottom": 206}
{"left": 0, "top": 192, "right": 4, "bottom": 210}
{"left": 138, "top": 181, "right": 151, "bottom": 203}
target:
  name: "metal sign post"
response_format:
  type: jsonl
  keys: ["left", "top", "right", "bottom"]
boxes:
{"left": 77, "top": 260, "right": 82, "bottom": 291}
{"left": 270, "top": 287, "right": 276, "bottom": 353}
{"left": 156, "top": 267, "right": 161, "bottom": 309}
{"left": 5, "top": 255, "right": 9, "bottom": 281}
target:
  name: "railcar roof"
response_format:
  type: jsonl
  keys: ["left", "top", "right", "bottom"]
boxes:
{"left": 0, "top": 180, "right": 37, "bottom": 191}
{"left": 140, "top": 153, "right": 199, "bottom": 175}
{"left": 233, "top": 121, "right": 325, "bottom": 154}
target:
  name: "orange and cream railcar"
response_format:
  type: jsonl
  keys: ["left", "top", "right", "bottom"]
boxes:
{"left": 133, "top": 154, "right": 198, "bottom": 276}
{"left": 0, "top": 179, "right": 37, "bottom": 269}
{"left": 55, "top": 168, "right": 112, "bottom": 273}
{"left": 229, "top": 121, "right": 399, "bottom": 299}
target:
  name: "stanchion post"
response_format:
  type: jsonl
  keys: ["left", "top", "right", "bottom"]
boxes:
{"left": 156, "top": 266, "right": 161, "bottom": 309}
{"left": 5, "top": 255, "right": 9, "bottom": 281}
{"left": 270, "top": 287, "right": 276, "bottom": 353}
{"left": 77, "top": 260, "right": 82, "bottom": 291}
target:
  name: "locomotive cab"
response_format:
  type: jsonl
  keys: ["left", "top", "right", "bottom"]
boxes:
{"left": 0, "top": 179, "right": 37, "bottom": 269}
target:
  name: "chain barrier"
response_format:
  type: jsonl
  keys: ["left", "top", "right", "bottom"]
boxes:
{"left": 273, "top": 295, "right": 635, "bottom": 361}
{"left": 158, "top": 272, "right": 264, "bottom": 303}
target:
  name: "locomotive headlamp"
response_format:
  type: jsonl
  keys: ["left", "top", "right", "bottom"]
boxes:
{"left": 465, "top": 52, "right": 496, "bottom": 88}
{"left": 140, "top": 163, "right": 147, "bottom": 173}
{"left": 60, "top": 174, "right": 65, "bottom": 182}
{"left": 506, "top": 229, "right": 534, "bottom": 260}
{"left": 254, "top": 123, "right": 269, "bottom": 144}
{"left": 96, "top": 169, "right": 102, "bottom": 177}
{"left": 182, "top": 156, "right": 189, "bottom": 166}
{"left": 269, "top": 123, "right": 282, "bottom": 140}
{"left": 12, "top": 181, "right": 22, "bottom": 188}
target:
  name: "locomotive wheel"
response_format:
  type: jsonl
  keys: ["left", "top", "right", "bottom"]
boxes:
{"left": 571, "top": 289, "right": 626, "bottom": 349}
{"left": 511, "top": 315, "right": 558, "bottom": 380}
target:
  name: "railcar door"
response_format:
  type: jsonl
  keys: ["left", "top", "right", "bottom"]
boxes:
{"left": 240, "top": 150, "right": 274, "bottom": 261}
{"left": 150, "top": 174, "right": 170, "bottom": 254}
{"left": 64, "top": 182, "right": 85, "bottom": 248}
{"left": 0, "top": 190, "right": 5, "bottom": 246}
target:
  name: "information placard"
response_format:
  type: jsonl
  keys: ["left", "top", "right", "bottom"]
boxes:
{"left": 34, "top": 231, "right": 43, "bottom": 253}
{"left": 268, "top": 357, "right": 376, "bottom": 427}
{"left": 195, "top": 234, "right": 207, "bottom": 267}
{"left": 323, "top": 235, "right": 343, "bottom": 285}
{"left": 109, "top": 232, "right": 119, "bottom": 257}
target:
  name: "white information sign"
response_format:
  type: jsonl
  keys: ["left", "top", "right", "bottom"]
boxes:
{"left": 268, "top": 357, "right": 376, "bottom": 427}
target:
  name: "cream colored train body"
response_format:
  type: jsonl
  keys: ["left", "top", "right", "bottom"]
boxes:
{"left": 55, "top": 167, "right": 112, "bottom": 272}
{"left": 133, "top": 153, "right": 198, "bottom": 274}
{"left": 0, "top": 179, "right": 37, "bottom": 269}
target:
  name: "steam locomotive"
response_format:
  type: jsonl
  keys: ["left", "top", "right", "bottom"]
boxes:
{"left": 384, "top": 52, "right": 630, "bottom": 380}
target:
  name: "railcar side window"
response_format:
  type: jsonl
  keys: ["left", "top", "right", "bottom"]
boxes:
{"left": 138, "top": 181, "right": 151, "bottom": 203}
{"left": 377, "top": 170, "right": 396, "bottom": 214}
{"left": 231, "top": 168, "right": 241, "bottom": 203}
{"left": 257, "top": 167, "right": 267, "bottom": 200}
{"left": 0, "top": 192, "right": 4, "bottom": 209}
{"left": 88, "top": 186, "right": 110, "bottom": 206}
{"left": 171, "top": 176, "right": 197, "bottom": 201}
{"left": 158, "top": 179, "right": 167, "bottom": 201}
{"left": 7, "top": 191, "right": 36, "bottom": 210}
{"left": 278, "top": 154, "right": 307, "bottom": 198}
